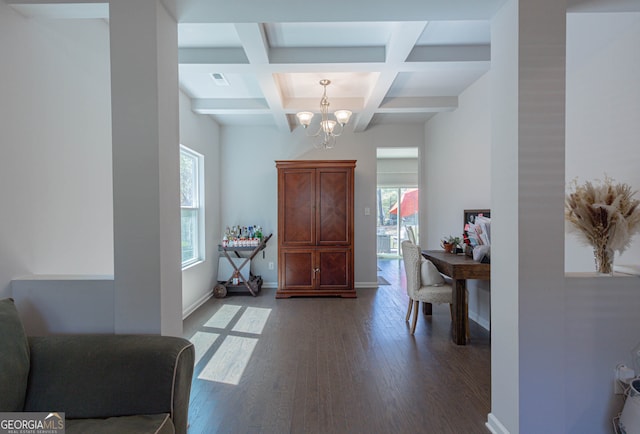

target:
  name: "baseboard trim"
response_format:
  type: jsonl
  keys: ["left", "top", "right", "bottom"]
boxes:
{"left": 182, "top": 291, "right": 213, "bottom": 319}
{"left": 469, "top": 309, "right": 490, "bottom": 331}
{"left": 486, "top": 413, "right": 510, "bottom": 434}
{"left": 262, "top": 282, "right": 380, "bottom": 290}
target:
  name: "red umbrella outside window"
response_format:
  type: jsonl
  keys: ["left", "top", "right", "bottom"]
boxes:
{"left": 388, "top": 188, "right": 419, "bottom": 217}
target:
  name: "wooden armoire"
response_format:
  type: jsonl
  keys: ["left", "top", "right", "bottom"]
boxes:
{"left": 275, "top": 160, "right": 356, "bottom": 298}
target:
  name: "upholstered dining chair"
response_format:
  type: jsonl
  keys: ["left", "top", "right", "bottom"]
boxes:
{"left": 401, "top": 240, "right": 454, "bottom": 335}
{"left": 406, "top": 225, "right": 417, "bottom": 245}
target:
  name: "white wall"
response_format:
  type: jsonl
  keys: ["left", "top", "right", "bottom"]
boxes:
{"left": 0, "top": 4, "right": 113, "bottom": 299}
{"left": 220, "top": 123, "right": 425, "bottom": 287}
{"left": 565, "top": 12, "right": 640, "bottom": 272}
{"left": 562, "top": 11, "right": 640, "bottom": 434}
{"left": 422, "top": 72, "right": 492, "bottom": 329}
{"left": 179, "top": 91, "right": 222, "bottom": 316}
{"left": 12, "top": 276, "right": 115, "bottom": 335}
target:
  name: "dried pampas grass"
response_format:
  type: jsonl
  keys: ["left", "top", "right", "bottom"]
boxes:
{"left": 565, "top": 176, "right": 640, "bottom": 274}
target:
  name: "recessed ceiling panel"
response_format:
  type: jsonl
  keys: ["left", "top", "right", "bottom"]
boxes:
{"left": 178, "top": 70, "right": 264, "bottom": 99}
{"left": 276, "top": 72, "right": 378, "bottom": 99}
{"left": 264, "top": 22, "right": 394, "bottom": 48}
{"left": 178, "top": 23, "right": 242, "bottom": 48}
{"left": 418, "top": 20, "right": 490, "bottom": 45}
{"left": 387, "top": 69, "right": 488, "bottom": 97}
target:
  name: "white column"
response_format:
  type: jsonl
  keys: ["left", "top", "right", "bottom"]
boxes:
{"left": 109, "top": 0, "right": 182, "bottom": 336}
{"left": 517, "top": 0, "right": 567, "bottom": 431}
{"left": 488, "top": 2, "right": 521, "bottom": 432}
{"left": 490, "top": 0, "right": 567, "bottom": 433}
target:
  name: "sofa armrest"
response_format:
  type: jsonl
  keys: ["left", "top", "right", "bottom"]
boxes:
{"left": 24, "top": 335, "right": 194, "bottom": 434}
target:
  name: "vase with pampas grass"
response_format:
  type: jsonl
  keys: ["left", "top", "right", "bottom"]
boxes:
{"left": 565, "top": 176, "right": 640, "bottom": 275}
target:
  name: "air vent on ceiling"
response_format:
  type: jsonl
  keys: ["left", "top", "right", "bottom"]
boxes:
{"left": 210, "top": 73, "right": 229, "bottom": 86}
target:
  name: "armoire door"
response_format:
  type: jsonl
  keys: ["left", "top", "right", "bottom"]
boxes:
{"left": 279, "top": 249, "right": 314, "bottom": 291}
{"left": 316, "top": 168, "right": 352, "bottom": 246}
{"left": 279, "top": 168, "right": 315, "bottom": 246}
{"left": 317, "top": 248, "right": 351, "bottom": 290}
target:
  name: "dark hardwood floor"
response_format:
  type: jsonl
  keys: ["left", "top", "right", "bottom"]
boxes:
{"left": 183, "top": 258, "right": 491, "bottom": 434}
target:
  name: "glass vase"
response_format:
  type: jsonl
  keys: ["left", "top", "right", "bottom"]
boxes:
{"left": 593, "top": 246, "right": 614, "bottom": 276}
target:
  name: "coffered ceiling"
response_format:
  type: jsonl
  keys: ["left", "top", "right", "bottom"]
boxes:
{"left": 170, "top": 0, "right": 640, "bottom": 131}
{"left": 177, "top": 20, "right": 492, "bottom": 131}
{"left": 9, "top": 0, "right": 640, "bottom": 132}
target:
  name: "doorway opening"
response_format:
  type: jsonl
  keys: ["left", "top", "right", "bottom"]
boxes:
{"left": 376, "top": 147, "right": 419, "bottom": 258}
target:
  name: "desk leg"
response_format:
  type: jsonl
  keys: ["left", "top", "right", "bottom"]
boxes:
{"left": 452, "top": 279, "right": 467, "bottom": 345}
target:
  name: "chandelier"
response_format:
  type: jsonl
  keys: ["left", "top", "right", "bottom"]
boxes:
{"left": 296, "top": 79, "right": 352, "bottom": 149}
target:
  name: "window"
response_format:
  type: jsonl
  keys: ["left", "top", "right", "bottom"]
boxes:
{"left": 180, "top": 145, "right": 204, "bottom": 268}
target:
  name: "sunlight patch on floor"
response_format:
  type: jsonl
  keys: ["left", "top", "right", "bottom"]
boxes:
{"left": 189, "top": 331, "right": 220, "bottom": 366}
{"left": 204, "top": 304, "right": 241, "bottom": 329}
{"left": 195, "top": 305, "right": 272, "bottom": 385}
{"left": 197, "top": 335, "right": 258, "bottom": 385}
{"left": 232, "top": 307, "right": 271, "bottom": 334}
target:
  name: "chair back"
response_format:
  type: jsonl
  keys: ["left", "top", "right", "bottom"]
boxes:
{"left": 401, "top": 240, "right": 422, "bottom": 298}
{"left": 406, "top": 226, "right": 417, "bottom": 244}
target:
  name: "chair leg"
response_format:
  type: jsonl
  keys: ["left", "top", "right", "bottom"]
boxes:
{"left": 405, "top": 298, "right": 413, "bottom": 322}
{"left": 423, "top": 302, "right": 432, "bottom": 315}
{"left": 411, "top": 300, "right": 419, "bottom": 334}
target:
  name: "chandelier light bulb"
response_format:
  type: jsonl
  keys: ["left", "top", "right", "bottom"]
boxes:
{"left": 296, "top": 111, "right": 314, "bottom": 127}
{"left": 321, "top": 120, "right": 337, "bottom": 134}
{"left": 334, "top": 109, "right": 352, "bottom": 126}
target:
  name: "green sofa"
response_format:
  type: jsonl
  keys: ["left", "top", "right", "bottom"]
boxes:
{"left": 0, "top": 298, "right": 195, "bottom": 434}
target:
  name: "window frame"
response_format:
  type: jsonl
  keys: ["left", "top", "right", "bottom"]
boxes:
{"left": 180, "top": 145, "right": 205, "bottom": 269}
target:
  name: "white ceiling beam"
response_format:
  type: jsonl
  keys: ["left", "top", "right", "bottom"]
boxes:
{"left": 378, "top": 96, "right": 458, "bottom": 112}
{"left": 192, "top": 98, "right": 270, "bottom": 114}
{"left": 177, "top": 47, "right": 488, "bottom": 71}
{"left": 173, "top": 0, "right": 507, "bottom": 23}
{"left": 179, "top": 62, "right": 384, "bottom": 74}
{"left": 283, "top": 97, "right": 363, "bottom": 113}
{"left": 234, "top": 23, "right": 269, "bottom": 63}
{"left": 9, "top": 1, "right": 108, "bottom": 18}
{"left": 234, "top": 23, "right": 292, "bottom": 131}
{"left": 352, "top": 21, "right": 428, "bottom": 132}
{"left": 178, "top": 48, "right": 248, "bottom": 64}
{"left": 407, "top": 45, "right": 491, "bottom": 62}
{"left": 179, "top": 60, "right": 490, "bottom": 74}
{"left": 269, "top": 47, "right": 385, "bottom": 64}
{"left": 192, "top": 96, "right": 457, "bottom": 116}
{"left": 399, "top": 60, "right": 491, "bottom": 72}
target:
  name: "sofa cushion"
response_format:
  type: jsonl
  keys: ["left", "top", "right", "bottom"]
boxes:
{"left": 66, "top": 414, "right": 174, "bottom": 434}
{"left": 0, "top": 298, "right": 30, "bottom": 411}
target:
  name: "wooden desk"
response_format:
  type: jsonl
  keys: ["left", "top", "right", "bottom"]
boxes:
{"left": 421, "top": 250, "right": 490, "bottom": 345}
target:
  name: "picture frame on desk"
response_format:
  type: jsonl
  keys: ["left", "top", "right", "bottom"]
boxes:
{"left": 464, "top": 209, "right": 490, "bottom": 228}
{"left": 464, "top": 209, "right": 491, "bottom": 262}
